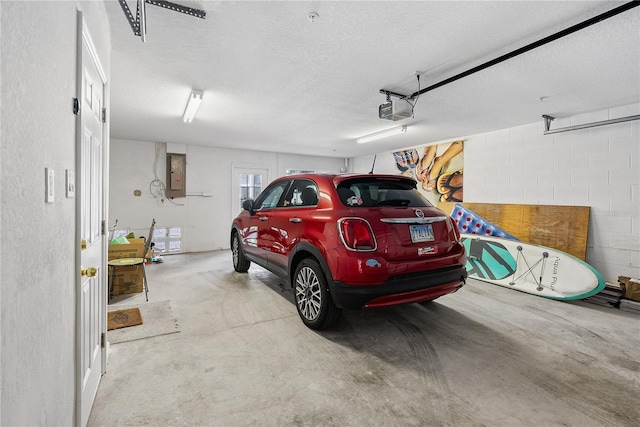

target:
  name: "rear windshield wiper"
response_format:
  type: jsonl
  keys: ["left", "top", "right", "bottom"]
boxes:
{"left": 378, "top": 199, "right": 411, "bottom": 207}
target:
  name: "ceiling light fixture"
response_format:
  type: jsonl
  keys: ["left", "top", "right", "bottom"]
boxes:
{"left": 183, "top": 90, "right": 203, "bottom": 123}
{"left": 356, "top": 125, "right": 407, "bottom": 144}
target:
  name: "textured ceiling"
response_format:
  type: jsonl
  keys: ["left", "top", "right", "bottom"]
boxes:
{"left": 105, "top": 1, "right": 640, "bottom": 158}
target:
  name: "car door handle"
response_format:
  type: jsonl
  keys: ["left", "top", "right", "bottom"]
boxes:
{"left": 289, "top": 217, "right": 302, "bottom": 223}
{"left": 259, "top": 216, "right": 268, "bottom": 221}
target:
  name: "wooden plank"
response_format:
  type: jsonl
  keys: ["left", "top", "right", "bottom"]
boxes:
{"left": 437, "top": 202, "right": 590, "bottom": 260}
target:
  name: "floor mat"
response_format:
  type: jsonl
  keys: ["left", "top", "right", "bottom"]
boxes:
{"left": 107, "top": 308, "right": 143, "bottom": 330}
{"left": 108, "top": 300, "right": 180, "bottom": 344}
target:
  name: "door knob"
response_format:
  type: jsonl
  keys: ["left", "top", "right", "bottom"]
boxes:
{"left": 81, "top": 267, "right": 97, "bottom": 277}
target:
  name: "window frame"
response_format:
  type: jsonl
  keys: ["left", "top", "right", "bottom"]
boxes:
{"left": 281, "top": 179, "right": 319, "bottom": 208}
{"left": 253, "top": 180, "right": 291, "bottom": 211}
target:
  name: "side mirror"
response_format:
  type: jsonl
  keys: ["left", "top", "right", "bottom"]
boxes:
{"left": 242, "top": 199, "right": 255, "bottom": 215}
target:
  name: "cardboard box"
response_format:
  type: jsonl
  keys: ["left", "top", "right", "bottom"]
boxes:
{"left": 108, "top": 238, "right": 145, "bottom": 261}
{"left": 618, "top": 276, "right": 640, "bottom": 302}
{"left": 110, "top": 265, "right": 144, "bottom": 295}
{"left": 109, "top": 238, "right": 145, "bottom": 295}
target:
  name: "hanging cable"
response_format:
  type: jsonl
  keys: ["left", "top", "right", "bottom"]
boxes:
{"left": 149, "top": 142, "right": 185, "bottom": 206}
{"left": 149, "top": 142, "right": 166, "bottom": 202}
{"left": 149, "top": 178, "right": 165, "bottom": 200}
{"left": 165, "top": 197, "right": 184, "bottom": 206}
{"left": 406, "top": 74, "right": 421, "bottom": 117}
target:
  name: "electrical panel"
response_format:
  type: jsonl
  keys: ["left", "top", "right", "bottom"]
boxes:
{"left": 166, "top": 153, "right": 186, "bottom": 198}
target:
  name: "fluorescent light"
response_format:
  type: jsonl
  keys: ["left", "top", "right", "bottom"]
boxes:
{"left": 183, "top": 90, "right": 204, "bottom": 123}
{"left": 138, "top": 0, "right": 146, "bottom": 42}
{"left": 356, "top": 125, "right": 407, "bottom": 144}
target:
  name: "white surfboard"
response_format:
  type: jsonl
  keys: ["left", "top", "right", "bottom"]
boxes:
{"left": 461, "top": 234, "right": 605, "bottom": 300}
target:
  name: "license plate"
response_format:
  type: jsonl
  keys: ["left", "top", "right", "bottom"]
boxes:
{"left": 410, "top": 224, "right": 434, "bottom": 243}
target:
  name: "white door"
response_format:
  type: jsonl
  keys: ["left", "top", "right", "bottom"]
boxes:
{"left": 77, "top": 15, "right": 107, "bottom": 427}
{"left": 231, "top": 166, "right": 270, "bottom": 219}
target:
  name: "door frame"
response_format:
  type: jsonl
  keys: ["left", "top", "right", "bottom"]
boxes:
{"left": 75, "top": 11, "right": 109, "bottom": 426}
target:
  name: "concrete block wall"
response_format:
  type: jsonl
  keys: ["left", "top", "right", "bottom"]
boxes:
{"left": 353, "top": 103, "right": 640, "bottom": 283}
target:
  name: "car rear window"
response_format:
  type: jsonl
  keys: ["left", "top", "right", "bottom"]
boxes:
{"left": 337, "top": 177, "right": 432, "bottom": 208}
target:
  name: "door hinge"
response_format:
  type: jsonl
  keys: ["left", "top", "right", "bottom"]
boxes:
{"left": 101, "top": 220, "right": 106, "bottom": 236}
{"left": 73, "top": 98, "right": 80, "bottom": 115}
{"left": 102, "top": 107, "right": 107, "bottom": 123}
{"left": 101, "top": 332, "right": 106, "bottom": 348}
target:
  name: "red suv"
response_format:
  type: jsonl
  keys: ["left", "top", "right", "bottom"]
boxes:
{"left": 231, "top": 173, "right": 467, "bottom": 329}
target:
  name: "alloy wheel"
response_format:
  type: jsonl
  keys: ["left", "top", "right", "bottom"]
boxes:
{"left": 232, "top": 235, "right": 239, "bottom": 267}
{"left": 295, "top": 266, "right": 322, "bottom": 321}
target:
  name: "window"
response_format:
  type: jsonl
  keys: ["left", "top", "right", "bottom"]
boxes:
{"left": 110, "top": 225, "right": 183, "bottom": 255}
{"left": 112, "top": 228, "right": 129, "bottom": 240}
{"left": 282, "top": 179, "right": 318, "bottom": 207}
{"left": 153, "top": 226, "right": 183, "bottom": 254}
{"left": 239, "top": 173, "right": 262, "bottom": 204}
{"left": 254, "top": 180, "right": 290, "bottom": 210}
{"left": 337, "top": 178, "right": 432, "bottom": 208}
{"left": 286, "top": 169, "right": 315, "bottom": 175}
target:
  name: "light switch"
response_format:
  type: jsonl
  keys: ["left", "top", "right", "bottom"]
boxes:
{"left": 45, "top": 168, "right": 54, "bottom": 203}
{"left": 66, "top": 170, "right": 75, "bottom": 198}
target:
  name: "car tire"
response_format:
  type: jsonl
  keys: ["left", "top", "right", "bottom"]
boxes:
{"left": 294, "top": 258, "right": 341, "bottom": 330}
{"left": 231, "top": 231, "right": 251, "bottom": 273}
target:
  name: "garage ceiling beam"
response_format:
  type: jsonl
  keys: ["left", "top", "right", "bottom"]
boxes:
{"left": 117, "top": 0, "right": 206, "bottom": 42}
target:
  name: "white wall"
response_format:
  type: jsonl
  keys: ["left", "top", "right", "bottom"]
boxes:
{"left": 0, "top": 2, "right": 110, "bottom": 426}
{"left": 109, "top": 139, "right": 345, "bottom": 252}
{"left": 353, "top": 104, "right": 640, "bottom": 283}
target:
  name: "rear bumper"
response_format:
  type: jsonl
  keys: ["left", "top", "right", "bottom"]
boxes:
{"left": 327, "top": 265, "right": 467, "bottom": 309}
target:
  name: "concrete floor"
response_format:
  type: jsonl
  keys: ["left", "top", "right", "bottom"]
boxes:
{"left": 89, "top": 250, "right": 640, "bottom": 426}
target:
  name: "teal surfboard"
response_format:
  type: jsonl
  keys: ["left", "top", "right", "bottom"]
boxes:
{"left": 462, "top": 237, "right": 516, "bottom": 280}
{"left": 461, "top": 235, "right": 605, "bottom": 300}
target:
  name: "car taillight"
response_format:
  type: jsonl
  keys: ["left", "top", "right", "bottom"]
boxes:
{"left": 338, "top": 218, "right": 376, "bottom": 251}
{"left": 448, "top": 217, "right": 461, "bottom": 242}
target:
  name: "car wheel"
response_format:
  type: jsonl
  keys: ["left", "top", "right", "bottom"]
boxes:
{"left": 231, "top": 231, "right": 251, "bottom": 273}
{"left": 294, "top": 258, "right": 341, "bottom": 330}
